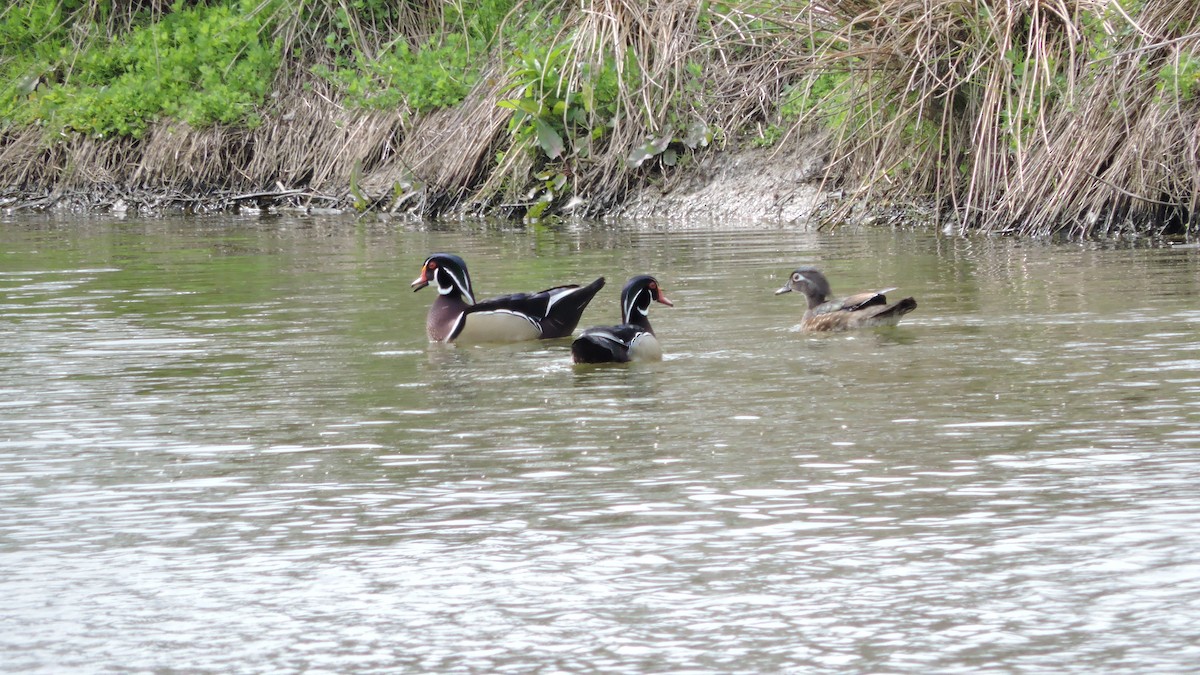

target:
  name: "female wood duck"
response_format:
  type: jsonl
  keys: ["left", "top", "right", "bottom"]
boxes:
{"left": 571, "top": 275, "right": 673, "bottom": 363}
{"left": 774, "top": 266, "right": 916, "bottom": 331}
{"left": 412, "top": 253, "right": 605, "bottom": 343}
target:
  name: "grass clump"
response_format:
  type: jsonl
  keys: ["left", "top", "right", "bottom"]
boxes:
{"left": 786, "top": 0, "right": 1200, "bottom": 235}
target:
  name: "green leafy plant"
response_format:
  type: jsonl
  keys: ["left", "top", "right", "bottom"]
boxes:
{"left": 627, "top": 120, "right": 713, "bottom": 168}
{"left": 1157, "top": 54, "right": 1200, "bottom": 102}
{"left": 0, "top": 0, "right": 81, "bottom": 126}
{"left": 499, "top": 42, "right": 582, "bottom": 161}
{"left": 6, "top": 0, "right": 280, "bottom": 138}
{"left": 310, "top": 0, "right": 525, "bottom": 113}
{"left": 496, "top": 38, "right": 620, "bottom": 218}
{"left": 523, "top": 169, "right": 568, "bottom": 221}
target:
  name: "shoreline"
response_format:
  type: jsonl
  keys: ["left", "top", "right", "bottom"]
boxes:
{"left": 0, "top": 119, "right": 835, "bottom": 229}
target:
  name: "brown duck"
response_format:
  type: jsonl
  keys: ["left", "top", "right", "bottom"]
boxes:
{"left": 774, "top": 266, "right": 916, "bottom": 331}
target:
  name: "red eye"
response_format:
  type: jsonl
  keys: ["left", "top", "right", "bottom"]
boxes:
{"left": 649, "top": 282, "right": 657, "bottom": 290}
{"left": 428, "top": 261, "right": 437, "bottom": 270}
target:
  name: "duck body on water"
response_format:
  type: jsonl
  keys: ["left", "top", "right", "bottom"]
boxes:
{"left": 411, "top": 253, "right": 605, "bottom": 343}
{"left": 774, "top": 266, "right": 917, "bottom": 331}
{"left": 570, "top": 275, "right": 674, "bottom": 364}
{"left": 413, "top": 255, "right": 917, "bottom": 361}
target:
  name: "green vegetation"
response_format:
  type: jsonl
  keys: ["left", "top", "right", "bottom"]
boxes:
{"left": 1, "top": 0, "right": 1198, "bottom": 236}
{"left": 1, "top": 0, "right": 279, "bottom": 137}
{"left": 309, "top": 0, "right": 529, "bottom": 113}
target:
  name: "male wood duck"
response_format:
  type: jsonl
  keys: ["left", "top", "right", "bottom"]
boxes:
{"left": 412, "top": 253, "right": 605, "bottom": 343}
{"left": 571, "top": 275, "right": 673, "bottom": 363}
{"left": 774, "top": 265, "right": 916, "bottom": 331}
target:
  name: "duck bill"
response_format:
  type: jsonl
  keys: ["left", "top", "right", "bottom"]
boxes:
{"left": 410, "top": 267, "right": 430, "bottom": 291}
{"left": 774, "top": 284, "right": 792, "bottom": 295}
{"left": 656, "top": 292, "right": 674, "bottom": 307}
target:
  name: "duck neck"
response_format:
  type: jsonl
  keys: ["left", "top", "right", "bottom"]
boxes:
{"left": 627, "top": 310, "right": 654, "bottom": 334}
{"left": 803, "top": 289, "right": 826, "bottom": 310}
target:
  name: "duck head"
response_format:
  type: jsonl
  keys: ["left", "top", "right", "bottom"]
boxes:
{"left": 621, "top": 275, "right": 673, "bottom": 327}
{"left": 774, "top": 266, "right": 832, "bottom": 309}
{"left": 411, "top": 253, "right": 475, "bottom": 304}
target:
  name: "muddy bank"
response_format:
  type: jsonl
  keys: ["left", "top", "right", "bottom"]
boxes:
{"left": 609, "top": 135, "right": 828, "bottom": 227}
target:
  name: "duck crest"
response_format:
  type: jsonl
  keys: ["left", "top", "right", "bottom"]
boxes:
{"left": 426, "top": 253, "right": 474, "bottom": 304}
{"left": 620, "top": 274, "right": 668, "bottom": 331}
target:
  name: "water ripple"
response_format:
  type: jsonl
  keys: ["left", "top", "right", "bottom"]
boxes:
{"left": 2, "top": 220, "right": 1199, "bottom": 672}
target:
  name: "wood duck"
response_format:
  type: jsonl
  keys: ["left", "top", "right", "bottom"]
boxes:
{"left": 571, "top": 275, "right": 674, "bottom": 363}
{"left": 774, "top": 265, "right": 916, "bottom": 331}
{"left": 412, "top": 253, "right": 605, "bottom": 343}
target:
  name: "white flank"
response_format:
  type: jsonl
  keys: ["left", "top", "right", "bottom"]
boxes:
{"left": 627, "top": 332, "right": 662, "bottom": 361}
{"left": 455, "top": 310, "right": 541, "bottom": 343}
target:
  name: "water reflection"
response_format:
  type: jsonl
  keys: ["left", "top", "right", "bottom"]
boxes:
{"left": 1, "top": 214, "right": 1198, "bottom": 672}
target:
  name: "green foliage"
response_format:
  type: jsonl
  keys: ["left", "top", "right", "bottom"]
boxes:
{"left": 493, "top": 36, "right": 626, "bottom": 219}
{"left": 0, "top": 0, "right": 72, "bottom": 59}
{"left": 1157, "top": 55, "right": 1200, "bottom": 102}
{"left": 754, "top": 73, "right": 848, "bottom": 148}
{"left": 311, "top": 0, "right": 525, "bottom": 112}
{"left": 523, "top": 169, "right": 568, "bottom": 221}
{"left": 2, "top": 0, "right": 280, "bottom": 138}
{"left": 627, "top": 121, "right": 713, "bottom": 167}
{"left": 313, "top": 35, "right": 477, "bottom": 112}
{"left": 0, "top": 0, "right": 78, "bottom": 126}
{"left": 498, "top": 40, "right": 621, "bottom": 162}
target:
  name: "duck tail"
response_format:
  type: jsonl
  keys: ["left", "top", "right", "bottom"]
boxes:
{"left": 881, "top": 297, "right": 917, "bottom": 318}
{"left": 542, "top": 277, "right": 606, "bottom": 338}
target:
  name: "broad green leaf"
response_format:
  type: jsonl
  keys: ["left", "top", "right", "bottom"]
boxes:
{"left": 533, "top": 117, "right": 565, "bottom": 159}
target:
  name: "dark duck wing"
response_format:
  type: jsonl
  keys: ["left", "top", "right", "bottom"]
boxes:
{"left": 826, "top": 288, "right": 896, "bottom": 312}
{"left": 571, "top": 324, "right": 658, "bottom": 364}
{"left": 449, "top": 277, "right": 605, "bottom": 343}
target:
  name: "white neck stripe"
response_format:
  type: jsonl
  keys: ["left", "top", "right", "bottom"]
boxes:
{"left": 437, "top": 267, "right": 474, "bottom": 304}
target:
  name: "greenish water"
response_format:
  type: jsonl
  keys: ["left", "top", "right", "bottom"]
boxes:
{"left": 2, "top": 213, "right": 1199, "bottom": 672}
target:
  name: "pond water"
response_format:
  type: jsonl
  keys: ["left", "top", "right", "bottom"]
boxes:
{"left": 2, "top": 212, "right": 1199, "bottom": 673}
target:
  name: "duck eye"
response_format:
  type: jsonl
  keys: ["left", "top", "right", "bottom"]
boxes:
{"left": 428, "top": 261, "right": 438, "bottom": 270}
{"left": 792, "top": 272, "right": 801, "bottom": 282}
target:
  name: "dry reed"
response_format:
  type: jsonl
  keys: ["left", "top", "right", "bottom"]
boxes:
{"left": 796, "top": 0, "right": 1200, "bottom": 235}
{"left": 3, "top": 0, "right": 1198, "bottom": 235}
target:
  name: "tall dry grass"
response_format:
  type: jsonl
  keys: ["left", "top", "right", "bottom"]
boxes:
{"left": 794, "top": 0, "right": 1200, "bottom": 235}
